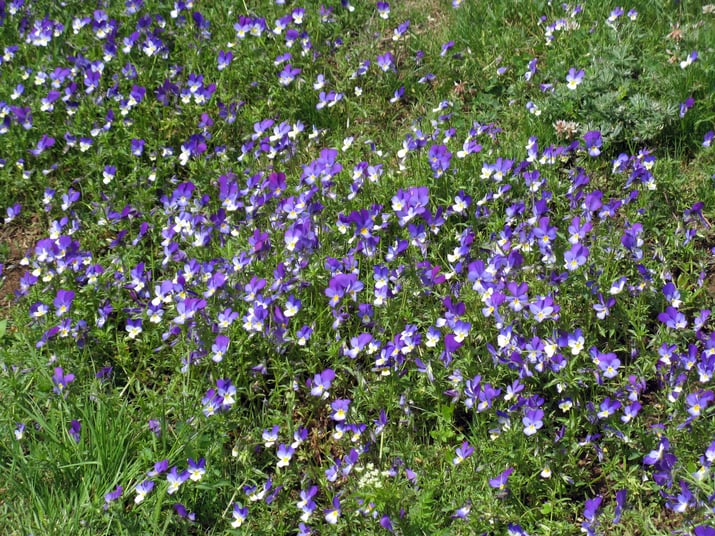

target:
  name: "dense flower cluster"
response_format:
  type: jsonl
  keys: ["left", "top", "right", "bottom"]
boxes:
{"left": 1, "top": 0, "right": 714, "bottom": 534}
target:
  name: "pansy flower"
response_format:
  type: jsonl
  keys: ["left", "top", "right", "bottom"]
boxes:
{"left": 665, "top": 481, "right": 695, "bottom": 513}
{"left": 597, "top": 397, "right": 621, "bottom": 419}
{"left": 331, "top": 399, "right": 351, "bottom": 421}
{"left": 680, "top": 51, "right": 698, "bottom": 69}
{"left": 565, "top": 68, "right": 584, "bottom": 90}
{"left": 166, "top": 466, "right": 189, "bottom": 495}
{"left": 324, "top": 496, "right": 341, "bottom": 524}
{"left": 598, "top": 352, "right": 621, "bottom": 379}
{"left": 211, "top": 335, "right": 229, "bottom": 362}
{"left": 104, "top": 485, "right": 122, "bottom": 510}
{"left": 125, "top": 318, "right": 143, "bottom": 339}
{"left": 53, "top": 289, "right": 74, "bottom": 317}
{"left": 68, "top": 420, "right": 81, "bottom": 442}
{"left": 686, "top": 390, "right": 714, "bottom": 417}
{"left": 276, "top": 443, "right": 295, "bottom": 468}
{"left": 679, "top": 97, "right": 695, "bottom": 118}
{"left": 489, "top": 467, "right": 514, "bottom": 492}
{"left": 52, "top": 366, "right": 75, "bottom": 395}
{"left": 187, "top": 458, "right": 206, "bottom": 481}
{"left": 14, "top": 423, "right": 25, "bottom": 441}
{"left": 134, "top": 480, "right": 155, "bottom": 504}
{"left": 581, "top": 495, "right": 602, "bottom": 534}
{"left": 216, "top": 379, "right": 236, "bottom": 409}
{"left": 297, "top": 485, "right": 318, "bottom": 521}
{"left": 529, "top": 295, "right": 560, "bottom": 323}
{"left": 231, "top": 503, "right": 248, "bottom": 528}
{"left": 522, "top": 408, "right": 544, "bottom": 435}
{"left": 376, "top": 1, "right": 390, "bottom": 19}
{"left": 376, "top": 52, "right": 395, "bottom": 72}
{"left": 452, "top": 441, "right": 473, "bottom": 465}
{"left": 658, "top": 306, "right": 687, "bottom": 330}
{"left": 278, "top": 64, "right": 301, "bottom": 86}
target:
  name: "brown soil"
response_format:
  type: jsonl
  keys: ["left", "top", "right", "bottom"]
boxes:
{"left": 0, "top": 213, "right": 45, "bottom": 317}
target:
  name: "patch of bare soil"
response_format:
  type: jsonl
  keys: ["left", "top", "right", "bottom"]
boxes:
{"left": 0, "top": 213, "right": 45, "bottom": 316}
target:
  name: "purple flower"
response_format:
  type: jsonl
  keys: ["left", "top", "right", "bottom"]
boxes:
{"left": 508, "top": 523, "right": 529, "bottom": 535}
{"left": 134, "top": 480, "right": 154, "bottom": 504}
{"left": 14, "top": 423, "right": 25, "bottom": 441}
{"left": 644, "top": 437, "right": 670, "bottom": 466}
{"left": 148, "top": 419, "right": 161, "bottom": 437}
{"left": 5, "top": 203, "right": 22, "bottom": 223}
{"left": 532, "top": 216, "right": 557, "bottom": 249}
{"left": 53, "top": 289, "right": 74, "bottom": 318}
{"left": 451, "top": 500, "right": 471, "bottom": 519}
{"left": 325, "top": 273, "right": 363, "bottom": 307}
{"left": 440, "top": 40, "right": 454, "bottom": 57}
{"left": 583, "top": 130, "right": 602, "bottom": 156}
{"left": 187, "top": 458, "right": 206, "bottom": 481}
{"left": 621, "top": 401, "right": 641, "bottom": 423}
{"left": 211, "top": 335, "right": 230, "bottom": 363}
{"left": 331, "top": 399, "right": 351, "bottom": 421}
{"left": 309, "top": 368, "right": 336, "bottom": 397}
{"left": 217, "top": 50, "right": 233, "bottom": 70}
{"left": 522, "top": 408, "right": 544, "bottom": 436}
{"left": 427, "top": 144, "right": 452, "bottom": 178}
{"left": 393, "top": 20, "right": 410, "bottom": 40}
{"left": 564, "top": 243, "right": 589, "bottom": 271}
{"left": 324, "top": 496, "right": 341, "bottom": 524}
{"left": 278, "top": 63, "right": 301, "bottom": 86}
{"left": 173, "top": 503, "right": 195, "bottom": 521}
{"left": 376, "top": 52, "right": 395, "bottom": 72}
{"left": 216, "top": 378, "right": 236, "bottom": 410}
{"left": 316, "top": 90, "right": 343, "bottom": 109}
{"left": 453, "top": 441, "right": 473, "bottom": 465}
{"left": 665, "top": 480, "right": 694, "bottom": 512}
{"left": 613, "top": 489, "right": 627, "bottom": 523}
{"left": 583, "top": 495, "right": 602, "bottom": 522}
{"left": 680, "top": 97, "right": 695, "bottom": 118}
{"left": 597, "top": 352, "right": 621, "bottom": 379}
{"left": 296, "top": 325, "right": 313, "bottom": 346}
{"left": 597, "top": 397, "right": 621, "bottom": 419}
{"left": 125, "top": 318, "right": 142, "bottom": 339}
{"left": 658, "top": 306, "right": 687, "bottom": 330}
{"left": 166, "top": 466, "right": 189, "bottom": 495}
{"left": 69, "top": 420, "right": 81, "bottom": 442}
{"left": 28, "top": 134, "right": 55, "bottom": 156}
{"left": 52, "top": 367, "right": 75, "bottom": 395}
{"left": 377, "top": 1, "right": 390, "bottom": 19}
{"left": 686, "top": 390, "right": 714, "bottom": 417}
{"left": 607, "top": 6, "right": 624, "bottom": 23}
{"left": 104, "top": 485, "right": 123, "bottom": 509}
{"left": 489, "top": 467, "right": 514, "bottom": 491}
{"left": 566, "top": 68, "right": 585, "bottom": 90}
{"left": 202, "top": 389, "right": 220, "bottom": 417}
{"left": 680, "top": 51, "right": 698, "bottom": 69}
{"left": 231, "top": 503, "right": 248, "bottom": 528}
{"left": 529, "top": 295, "right": 560, "bottom": 323}
{"left": 262, "top": 425, "right": 280, "bottom": 448}
{"left": 276, "top": 443, "right": 295, "bottom": 468}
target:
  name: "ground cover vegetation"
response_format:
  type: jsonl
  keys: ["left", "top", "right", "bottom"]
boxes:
{"left": 0, "top": 0, "right": 715, "bottom": 534}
